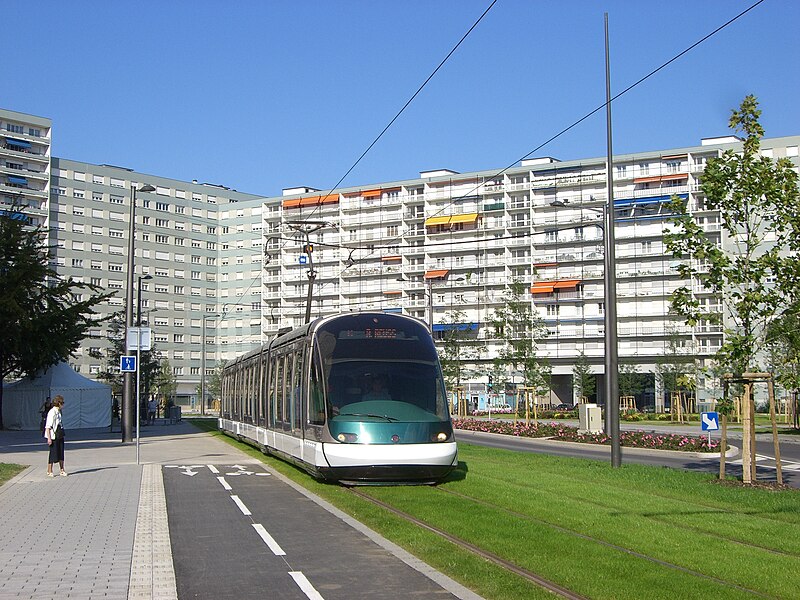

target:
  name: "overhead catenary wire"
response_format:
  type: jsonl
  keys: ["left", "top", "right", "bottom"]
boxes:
{"left": 260, "top": 0, "right": 767, "bottom": 317}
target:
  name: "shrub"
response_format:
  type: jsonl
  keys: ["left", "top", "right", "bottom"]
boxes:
{"left": 453, "top": 418, "right": 721, "bottom": 452}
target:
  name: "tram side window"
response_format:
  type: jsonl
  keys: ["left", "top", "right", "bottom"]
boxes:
{"left": 258, "top": 353, "right": 268, "bottom": 426}
{"left": 308, "top": 355, "right": 325, "bottom": 425}
{"left": 268, "top": 355, "right": 277, "bottom": 427}
{"left": 275, "top": 354, "right": 285, "bottom": 424}
{"left": 291, "top": 346, "right": 304, "bottom": 431}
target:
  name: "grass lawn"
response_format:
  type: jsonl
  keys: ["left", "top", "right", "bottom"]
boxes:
{"left": 190, "top": 418, "right": 800, "bottom": 599}
{"left": 0, "top": 463, "right": 26, "bottom": 486}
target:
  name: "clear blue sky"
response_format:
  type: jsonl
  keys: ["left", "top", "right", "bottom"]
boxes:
{"left": 6, "top": 0, "right": 799, "bottom": 197}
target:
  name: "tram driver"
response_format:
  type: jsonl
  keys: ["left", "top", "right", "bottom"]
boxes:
{"left": 362, "top": 374, "right": 392, "bottom": 402}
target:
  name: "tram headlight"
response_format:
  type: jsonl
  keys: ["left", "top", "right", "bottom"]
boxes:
{"left": 433, "top": 432, "right": 449, "bottom": 442}
{"left": 337, "top": 432, "right": 358, "bottom": 443}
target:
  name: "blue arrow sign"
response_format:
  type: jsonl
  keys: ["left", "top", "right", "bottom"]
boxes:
{"left": 701, "top": 411, "right": 719, "bottom": 431}
{"left": 120, "top": 355, "right": 137, "bottom": 372}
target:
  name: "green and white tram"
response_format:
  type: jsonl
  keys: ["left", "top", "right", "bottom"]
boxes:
{"left": 219, "top": 312, "right": 457, "bottom": 484}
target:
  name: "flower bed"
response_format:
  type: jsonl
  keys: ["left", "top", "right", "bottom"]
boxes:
{"left": 453, "top": 418, "right": 721, "bottom": 452}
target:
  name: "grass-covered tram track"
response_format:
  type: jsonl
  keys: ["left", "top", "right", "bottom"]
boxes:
{"left": 191, "top": 419, "right": 800, "bottom": 599}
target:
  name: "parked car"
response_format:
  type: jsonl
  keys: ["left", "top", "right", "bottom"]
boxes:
{"left": 553, "top": 403, "right": 574, "bottom": 411}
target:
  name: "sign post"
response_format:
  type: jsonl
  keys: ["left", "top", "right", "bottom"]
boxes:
{"left": 126, "top": 327, "right": 151, "bottom": 465}
{"left": 701, "top": 411, "right": 720, "bottom": 445}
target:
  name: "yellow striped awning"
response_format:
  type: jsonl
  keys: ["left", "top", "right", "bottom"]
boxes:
{"left": 424, "top": 215, "right": 451, "bottom": 227}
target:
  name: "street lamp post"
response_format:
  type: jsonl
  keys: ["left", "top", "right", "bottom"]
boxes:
{"left": 122, "top": 183, "right": 155, "bottom": 443}
{"left": 135, "top": 274, "right": 152, "bottom": 464}
{"left": 550, "top": 195, "right": 620, "bottom": 467}
{"left": 604, "top": 12, "right": 621, "bottom": 467}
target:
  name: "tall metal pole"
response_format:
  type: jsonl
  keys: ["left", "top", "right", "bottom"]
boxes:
{"left": 200, "top": 316, "right": 206, "bottom": 415}
{"left": 135, "top": 276, "right": 143, "bottom": 464}
{"left": 122, "top": 186, "right": 138, "bottom": 443}
{"left": 427, "top": 278, "right": 434, "bottom": 333}
{"left": 604, "top": 13, "right": 621, "bottom": 467}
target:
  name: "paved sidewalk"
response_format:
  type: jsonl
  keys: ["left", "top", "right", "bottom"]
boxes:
{"left": 0, "top": 420, "right": 261, "bottom": 600}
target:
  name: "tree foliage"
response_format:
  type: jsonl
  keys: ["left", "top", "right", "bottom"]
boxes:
{"left": 618, "top": 363, "right": 648, "bottom": 399}
{"left": 665, "top": 95, "right": 800, "bottom": 374}
{"left": 437, "top": 309, "right": 478, "bottom": 390}
{"left": 0, "top": 211, "right": 111, "bottom": 428}
{"left": 490, "top": 280, "right": 549, "bottom": 388}
{"left": 572, "top": 351, "right": 595, "bottom": 402}
{"left": 96, "top": 311, "right": 163, "bottom": 401}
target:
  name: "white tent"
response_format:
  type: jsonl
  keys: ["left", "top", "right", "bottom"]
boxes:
{"left": 2, "top": 362, "right": 112, "bottom": 430}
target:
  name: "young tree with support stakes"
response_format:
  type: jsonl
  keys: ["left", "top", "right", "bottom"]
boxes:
{"left": 665, "top": 95, "right": 800, "bottom": 483}
{"left": 490, "top": 280, "right": 549, "bottom": 399}
{"left": 0, "top": 209, "right": 111, "bottom": 429}
{"left": 572, "top": 351, "right": 596, "bottom": 404}
{"left": 437, "top": 309, "right": 478, "bottom": 392}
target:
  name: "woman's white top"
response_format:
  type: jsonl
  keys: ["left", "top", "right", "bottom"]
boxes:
{"left": 44, "top": 407, "right": 62, "bottom": 439}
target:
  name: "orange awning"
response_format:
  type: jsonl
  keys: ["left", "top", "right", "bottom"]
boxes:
{"left": 634, "top": 173, "right": 688, "bottom": 184}
{"left": 553, "top": 279, "right": 581, "bottom": 290}
{"left": 282, "top": 194, "right": 340, "bottom": 209}
{"left": 381, "top": 255, "right": 402, "bottom": 262}
{"left": 383, "top": 290, "right": 402, "bottom": 295}
{"left": 531, "top": 282, "right": 555, "bottom": 294}
{"left": 424, "top": 269, "right": 449, "bottom": 280}
{"left": 362, "top": 189, "right": 382, "bottom": 198}
{"left": 533, "top": 262, "right": 558, "bottom": 268}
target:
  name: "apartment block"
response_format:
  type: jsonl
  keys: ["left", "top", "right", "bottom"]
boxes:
{"left": 5, "top": 108, "right": 798, "bottom": 410}
{"left": 1, "top": 108, "right": 51, "bottom": 228}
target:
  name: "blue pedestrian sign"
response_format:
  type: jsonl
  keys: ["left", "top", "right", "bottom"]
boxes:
{"left": 701, "top": 411, "right": 719, "bottom": 431}
{"left": 299, "top": 255, "right": 308, "bottom": 265}
{"left": 120, "top": 355, "right": 137, "bottom": 373}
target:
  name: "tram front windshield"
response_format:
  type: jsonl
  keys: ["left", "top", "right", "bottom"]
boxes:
{"left": 314, "top": 315, "right": 449, "bottom": 422}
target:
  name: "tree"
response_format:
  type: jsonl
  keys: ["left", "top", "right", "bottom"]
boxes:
{"left": 206, "top": 360, "right": 227, "bottom": 406}
{"left": 665, "top": 95, "right": 800, "bottom": 375}
{"left": 437, "top": 309, "right": 478, "bottom": 390}
{"left": 97, "top": 311, "right": 163, "bottom": 408}
{"left": 572, "top": 351, "right": 596, "bottom": 403}
{"left": 490, "top": 280, "right": 549, "bottom": 390}
{"left": 0, "top": 210, "right": 111, "bottom": 428}
{"left": 618, "top": 363, "right": 648, "bottom": 402}
{"left": 765, "top": 303, "right": 800, "bottom": 429}
{"left": 153, "top": 358, "right": 178, "bottom": 412}
{"left": 665, "top": 95, "right": 800, "bottom": 480}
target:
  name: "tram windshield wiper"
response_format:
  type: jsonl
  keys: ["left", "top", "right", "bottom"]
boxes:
{"left": 338, "top": 412, "right": 399, "bottom": 422}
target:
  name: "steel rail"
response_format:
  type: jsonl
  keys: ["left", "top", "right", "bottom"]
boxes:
{"left": 348, "top": 488, "right": 588, "bottom": 600}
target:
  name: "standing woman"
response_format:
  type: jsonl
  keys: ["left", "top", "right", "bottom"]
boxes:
{"left": 45, "top": 395, "right": 67, "bottom": 477}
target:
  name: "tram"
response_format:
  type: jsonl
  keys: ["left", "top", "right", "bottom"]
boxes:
{"left": 219, "top": 312, "right": 458, "bottom": 484}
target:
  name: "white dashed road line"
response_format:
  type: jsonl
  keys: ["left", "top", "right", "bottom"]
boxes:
{"left": 289, "top": 571, "right": 325, "bottom": 600}
{"left": 231, "top": 495, "right": 252, "bottom": 516}
{"left": 217, "top": 476, "right": 232, "bottom": 491}
{"left": 252, "top": 523, "right": 287, "bottom": 556}
{"left": 208, "top": 464, "right": 220, "bottom": 474}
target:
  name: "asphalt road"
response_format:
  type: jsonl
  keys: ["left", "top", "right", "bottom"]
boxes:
{"left": 163, "top": 461, "right": 465, "bottom": 600}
